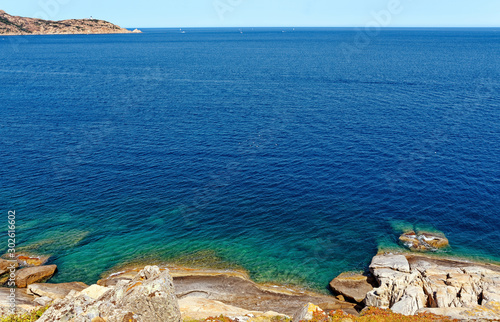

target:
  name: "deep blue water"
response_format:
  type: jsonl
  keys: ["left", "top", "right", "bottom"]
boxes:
{"left": 0, "top": 28, "right": 499, "bottom": 291}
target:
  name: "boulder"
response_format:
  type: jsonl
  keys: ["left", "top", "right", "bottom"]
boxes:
{"left": 390, "top": 286, "right": 426, "bottom": 315}
{"left": 399, "top": 231, "right": 449, "bottom": 252}
{"left": 329, "top": 272, "right": 375, "bottom": 303}
{"left": 28, "top": 282, "right": 88, "bottom": 299}
{"left": 38, "top": 265, "right": 182, "bottom": 322}
{"left": 420, "top": 233, "right": 449, "bottom": 249}
{"left": 15, "top": 265, "right": 57, "bottom": 288}
{"left": 293, "top": 303, "right": 324, "bottom": 321}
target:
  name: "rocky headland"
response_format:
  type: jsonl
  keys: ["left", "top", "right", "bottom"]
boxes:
{"left": 0, "top": 10, "right": 140, "bottom": 35}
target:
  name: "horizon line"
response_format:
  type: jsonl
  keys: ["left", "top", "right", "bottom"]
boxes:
{"left": 125, "top": 26, "right": 500, "bottom": 29}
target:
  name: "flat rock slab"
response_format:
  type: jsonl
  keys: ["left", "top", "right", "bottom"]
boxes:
{"left": 28, "top": 282, "right": 88, "bottom": 299}
{"left": 370, "top": 254, "right": 410, "bottom": 273}
{"left": 406, "top": 255, "right": 500, "bottom": 274}
{"left": 0, "top": 287, "right": 38, "bottom": 314}
{"left": 179, "top": 297, "right": 287, "bottom": 321}
{"left": 16, "top": 265, "right": 57, "bottom": 288}
{"left": 99, "top": 266, "right": 358, "bottom": 317}
{"left": 329, "top": 272, "right": 375, "bottom": 303}
{"left": 173, "top": 274, "right": 356, "bottom": 316}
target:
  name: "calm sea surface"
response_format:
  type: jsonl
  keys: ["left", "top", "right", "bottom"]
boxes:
{"left": 0, "top": 28, "right": 499, "bottom": 291}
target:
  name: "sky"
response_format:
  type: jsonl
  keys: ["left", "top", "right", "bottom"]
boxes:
{"left": 1, "top": 0, "right": 499, "bottom": 28}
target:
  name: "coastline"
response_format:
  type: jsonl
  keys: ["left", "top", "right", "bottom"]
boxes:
{"left": 0, "top": 30, "right": 140, "bottom": 36}
{"left": 2, "top": 251, "right": 500, "bottom": 320}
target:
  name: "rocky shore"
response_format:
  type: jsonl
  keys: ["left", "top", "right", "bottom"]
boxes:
{"left": 1, "top": 250, "right": 499, "bottom": 321}
{"left": 0, "top": 10, "right": 140, "bottom": 35}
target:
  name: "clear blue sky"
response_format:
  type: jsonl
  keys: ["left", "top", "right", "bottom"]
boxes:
{"left": 1, "top": 0, "right": 499, "bottom": 28}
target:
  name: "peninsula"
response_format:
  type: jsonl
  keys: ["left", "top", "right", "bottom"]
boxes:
{"left": 0, "top": 10, "right": 140, "bottom": 35}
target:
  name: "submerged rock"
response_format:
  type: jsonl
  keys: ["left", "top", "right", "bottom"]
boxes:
{"left": 16, "top": 265, "right": 57, "bottom": 288}
{"left": 16, "top": 254, "right": 50, "bottom": 267}
{"left": 329, "top": 272, "right": 375, "bottom": 303}
{"left": 399, "top": 231, "right": 449, "bottom": 252}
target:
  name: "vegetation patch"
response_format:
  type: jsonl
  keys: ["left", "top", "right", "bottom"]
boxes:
{"left": 0, "top": 305, "right": 50, "bottom": 322}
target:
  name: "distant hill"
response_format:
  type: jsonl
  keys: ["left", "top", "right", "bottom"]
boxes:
{"left": 0, "top": 10, "right": 140, "bottom": 35}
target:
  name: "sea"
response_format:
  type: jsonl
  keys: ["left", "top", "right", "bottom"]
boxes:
{"left": 0, "top": 28, "right": 499, "bottom": 292}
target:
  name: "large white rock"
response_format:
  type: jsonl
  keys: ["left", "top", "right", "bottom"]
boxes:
{"left": 38, "top": 266, "right": 181, "bottom": 322}
{"left": 370, "top": 254, "right": 410, "bottom": 273}
{"left": 390, "top": 286, "right": 427, "bottom": 315}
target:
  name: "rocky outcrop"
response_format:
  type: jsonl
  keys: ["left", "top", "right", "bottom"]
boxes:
{"left": 364, "top": 254, "right": 500, "bottom": 319}
{"left": 27, "top": 282, "right": 88, "bottom": 299}
{"left": 0, "top": 10, "right": 139, "bottom": 35}
{"left": 100, "top": 266, "right": 357, "bottom": 317}
{"left": 38, "top": 266, "right": 181, "bottom": 322}
{"left": 15, "top": 265, "right": 57, "bottom": 288}
{"left": 418, "top": 301, "right": 500, "bottom": 321}
{"left": 329, "top": 272, "right": 375, "bottom": 303}
{"left": 399, "top": 231, "right": 449, "bottom": 252}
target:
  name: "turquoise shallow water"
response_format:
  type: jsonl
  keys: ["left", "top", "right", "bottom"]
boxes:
{"left": 0, "top": 28, "right": 499, "bottom": 292}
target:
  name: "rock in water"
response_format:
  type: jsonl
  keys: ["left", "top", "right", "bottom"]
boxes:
{"left": 329, "top": 272, "right": 375, "bottom": 303}
{"left": 399, "top": 231, "right": 449, "bottom": 252}
{"left": 15, "top": 265, "right": 57, "bottom": 288}
{"left": 17, "top": 254, "right": 50, "bottom": 267}
{"left": 38, "top": 265, "right": 181, "bottom": 322}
